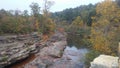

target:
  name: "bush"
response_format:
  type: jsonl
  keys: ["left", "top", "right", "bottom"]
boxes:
{"left": 82, "top": 39, "right": 91, "bottom": 48}
{"left": 85, "top": 50, "right": 100, "bottom": 68}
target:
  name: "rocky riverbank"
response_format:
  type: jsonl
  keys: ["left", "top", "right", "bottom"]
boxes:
{"left": 0, "top": 31, "right": 67, "bottom": 68}
{"left": 24, "top": 31, "right": 67, "bottom": 68}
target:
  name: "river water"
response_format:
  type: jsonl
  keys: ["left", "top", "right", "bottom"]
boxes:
{"left": 9, "top": 34, "right": 88, "bottom": 68}
{"left": 63, "top": 46, "right": 88, "bottom": 63}
{"left": 49, "top": 46, "right": 88, "bottom": 68}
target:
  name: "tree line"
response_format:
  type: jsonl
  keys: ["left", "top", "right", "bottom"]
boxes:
{"left": 0, "top": 0, "right": 55, "bottom": 35}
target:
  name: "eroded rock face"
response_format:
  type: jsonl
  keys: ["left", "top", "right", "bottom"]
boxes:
{"left": 0, "top": 33, "right": 41, "bottom": 68}
{"left": 90, "top": 55, "right": 119, "bottom": 68}
{"left": 0, "top": 43, "right": 37, "bottom": 68}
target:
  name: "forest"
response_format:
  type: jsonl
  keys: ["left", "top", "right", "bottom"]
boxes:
{"left": 0, "top": 0, "right": 120, "bottom": 67}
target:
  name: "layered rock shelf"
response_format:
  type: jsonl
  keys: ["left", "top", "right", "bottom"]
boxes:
{"left": 0, "top": 31, "right": 67, "bottom": 68}
{"left": 24, "top": 31, "right": 67, "bottom": 68}
{"left": 0, "top": 33, "right": 41, "bottom": 68}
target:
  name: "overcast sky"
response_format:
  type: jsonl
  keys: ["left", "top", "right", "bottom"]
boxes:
{"left": 0, "top": 0, "right": 104, "bottom": 12}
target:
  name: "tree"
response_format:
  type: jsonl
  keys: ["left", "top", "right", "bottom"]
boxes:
{"left": 41, "top": 0, "right": 55, "bottom": 34}
{"left": 43, "top": 0, "right": 54, "bottom": 17}
{"left": 70, "top": 16, "right": 84, "bottom": 31}
{"left": 0, "top": 9, "right": 34, "bottom": 34}
{"left": 51, "top": 4, "right": 96, "bottom": 25}
{"left": 30, "top": 2, "right": 41, "bottom": 31}
{"left": 30, "top": 2, "right": 40, "bottom": 17}
{"left": 91, "top": 0, "right": 120, "bottom": 55}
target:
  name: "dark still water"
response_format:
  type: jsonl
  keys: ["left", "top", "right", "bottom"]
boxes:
{"left": 9, "top": 34, "right": 88, "bottom": 68}
{"left": 67, "top": 33, "right": 85, "bottom": 48}
{"left": 48, "top": 33, "right": 89, "bottom": 68}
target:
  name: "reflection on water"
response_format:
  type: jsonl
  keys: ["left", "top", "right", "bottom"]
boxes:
{"left": 63, "top": 46, "right": 88, "bottom": 63}
{"left": 67, "top": 33, "right": 84, "bottom": 48}
{"left": 49, "top": 46, "right": 89, "bottom": 68}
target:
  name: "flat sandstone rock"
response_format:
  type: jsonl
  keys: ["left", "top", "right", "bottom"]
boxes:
{"left": 90, "top": 55, "right": 119, "bottom": 68}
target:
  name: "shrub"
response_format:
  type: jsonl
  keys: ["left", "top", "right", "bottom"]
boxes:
{"left": 85, "top": 50, "right": 100, "bottom": 68}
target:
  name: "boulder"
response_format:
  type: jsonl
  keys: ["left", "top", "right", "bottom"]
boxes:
{"left": 49, "top": 31, "right": 67, "bottom": 42}
{"left": 39, "top": 41, "right": 67, "bottom": 58}
{"left": 90, "top": 55, "right": 119, "bottom": 68}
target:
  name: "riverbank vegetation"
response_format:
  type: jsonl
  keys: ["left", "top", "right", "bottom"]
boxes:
{"left": 0, "top": 0, "right": 120, "bottom": 67}
{"left": 0, "top": 0, "right": 55, "bottom": 35}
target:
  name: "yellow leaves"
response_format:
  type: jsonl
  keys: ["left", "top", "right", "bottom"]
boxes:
{"left": 35, "top": 20, "right": 39, "bottom": 30}
{"left": 96, "top": 0, "right": 118, "bottom": 18}
{"left": 79, "top": 22, "right": 84, "bottom": 27}
{"left": 91, "top": 33, "right": 112, "bottom": 54}
{"left": 58, "top": 28, "right": 64, "bottom": 32}
{"left": 114, "top": 18, "right": 119, "bottom": 23}
{"left": 71, "top": 16, "right": 84, "bottom": 28}
{"left": 91, "top": 28, "right": 96, "bottom": 35}
{"left": 42, "top": 34, "right": 49, "bottom": 42}
{"left": 46, "top": 18, "right": 55, "bottom": 32}
{"left": 91, "top": 0, "right": 120, "bottom": 55}
{"left": 42, "top": 17, "right": 56, "bottom": 34}
{"left": 86, "top": 0, "right": 120, "bottom": 56}
{"left": 91, "top": 23, "right": 114, "bottom": 54}
{"left": 91, "top": 16, "right": 95, "bottom": 20}
{"left": 101, "top": 19, "right": 109, "bottom": 26}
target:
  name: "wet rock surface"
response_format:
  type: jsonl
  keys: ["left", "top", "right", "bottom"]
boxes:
{"left": 0, "top": 32, "right": 41, "bottom": 68}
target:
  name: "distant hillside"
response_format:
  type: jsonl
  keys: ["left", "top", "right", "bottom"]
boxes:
{"left": 51, "top": 4, "right": 96, "bottom": 26}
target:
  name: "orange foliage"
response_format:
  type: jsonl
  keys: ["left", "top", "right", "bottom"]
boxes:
{"left": 42, "top": 35, "right": 49, "bottom": 42}
{"left": 58, "top": 28, "right": 64, "bottom": 32}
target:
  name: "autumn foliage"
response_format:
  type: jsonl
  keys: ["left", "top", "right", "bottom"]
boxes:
{"left": 90, "top": 0, "right": 120, "bottom": 55}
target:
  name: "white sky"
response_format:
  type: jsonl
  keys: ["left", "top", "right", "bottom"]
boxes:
{"left": 0, "top": 0, "right": 104, "bottom": 12}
